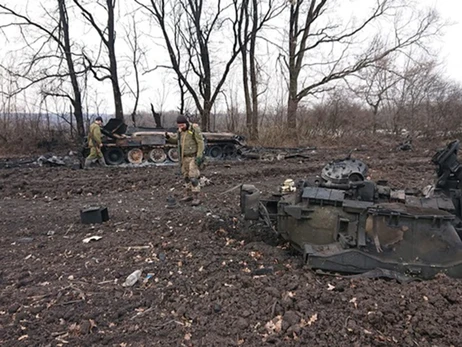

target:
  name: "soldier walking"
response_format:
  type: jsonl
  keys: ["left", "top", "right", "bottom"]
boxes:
{"left": 165, "top": 115, "right": 205, "bottom": 206}
{"left": 84, "top": 116, "right": 107, "bottom": 168}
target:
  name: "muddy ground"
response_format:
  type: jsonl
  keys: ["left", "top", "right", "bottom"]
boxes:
{"left": 1, "top": 137, "right": 461, "bottom": 347}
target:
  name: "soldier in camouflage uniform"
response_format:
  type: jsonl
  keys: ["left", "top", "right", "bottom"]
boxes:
{"left": 84, "top": 116, "right": 107, "bottom": 169}
{"left": 165, "top": 115, "right": 205, "bottom": 206}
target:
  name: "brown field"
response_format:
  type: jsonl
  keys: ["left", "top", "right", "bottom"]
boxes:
{"left": 1, "top": 137, "right": 461, "bottom": 347}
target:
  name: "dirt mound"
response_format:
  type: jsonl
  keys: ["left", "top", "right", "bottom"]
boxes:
{"left": 1, "top": 140, "right": 461, "bottom": 346}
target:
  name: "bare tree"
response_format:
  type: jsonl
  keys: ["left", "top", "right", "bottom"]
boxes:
{"left": 282, "top": 0, "right": 443, "bottom": 131}
{"left": 0, "top": 0, "right": 86, "bottom": 138}
{"left": 123, "top": 12, "right": 148, "bottom": 127}
{"left": 135, "top": 0, "right": 250, "bottom": 131}
{"left": 221, "top": 87, "right": 240, "bottom": 132}
{"left": 238, "top": 0, "right": 283, "bottom": 140}
{"left": 427, "top": 80, "right": 462, "bottom": 137}
{"left": 433, "top": 83, "right": 462, "bottom": 137}
{"left": 73, "top": 0, "right": 124, "bottom": 119}
{"left": 348, "top": 58, "right": 402, "bottom": 134}
{"left": 383, "top": 58, "right": 447, "bottom": 137}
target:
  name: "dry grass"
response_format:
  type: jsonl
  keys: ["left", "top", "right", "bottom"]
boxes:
{"left": 1, "top": 108, "right": 461, "bottom": 158}
{"left": 0, "top": 115, "right": 77, "bottom": 157}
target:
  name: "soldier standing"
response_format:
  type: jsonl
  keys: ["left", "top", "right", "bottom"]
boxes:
{"left": 165, "top": 115, "right": 205, "bottom": 206}
{"left": 84, "top": 116, "right": 107, "bottom": 168}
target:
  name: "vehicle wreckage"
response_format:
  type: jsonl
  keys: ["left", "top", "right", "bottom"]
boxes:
{"left": 240, "top": 140, "right": 462, "bottom": 279}
{"left": 82, "top": 118, "right": 315, "bottom": 166}
{"left": 88, "top": 118, "right": 246, "bottom": 165}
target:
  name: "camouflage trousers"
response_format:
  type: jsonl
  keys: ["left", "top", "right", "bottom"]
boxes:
{"left": 86, "top": 147, "right": 104, "bottom": 159}
{"left": 181, "top": 156, "right": 200, "bottom": 193}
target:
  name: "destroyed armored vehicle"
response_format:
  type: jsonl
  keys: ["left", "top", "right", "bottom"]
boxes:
{"left": 84, "top": 118, "right": 246, "bottom": 165}
{"left": 240, "top": 140, "right": 462, "bottom": 279}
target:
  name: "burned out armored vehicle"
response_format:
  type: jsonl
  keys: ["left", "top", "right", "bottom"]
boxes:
{"left": 240, "top": 140, "right": 462, "bottom": 279}
{"left": 86, "top": 118, "right": 246, "bottom": 165}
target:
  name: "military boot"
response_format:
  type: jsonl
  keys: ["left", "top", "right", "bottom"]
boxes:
{"left": 84, "top": 158, "right": 94, "bottom": 169}
{"left": 97, "top": 157, "right": 108, "bottom": 167}
{"left": 191, "top": 192, "right": 201, "bottom": 206}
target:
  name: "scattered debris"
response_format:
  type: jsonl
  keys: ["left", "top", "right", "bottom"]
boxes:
{"left": 398, "top": 139, "right": 412, "bottom": 151}
{"left": 122, "top": 269, "right": 142, "bottom": 287}
{"left": 142, "top": 273, "right": 154, "bottom": 284}
{"left": 80, "top": 206, "right": 109, "bottom": 224}
{"left": 37, "top": 155, "right": 66, "bottom": 167}
{"left": 240, "top": 146, "right": 315, "bottom": 161}
{"left": 37, "top": 154, "right": 80, "bottom": 169}
{"left": 82, "top": 236, "right": 103, "bottom": 243}
{"left": 199, "top": 176, "right": 212, "bottom": 187}
{"left": 166, "top": 195, "right": 177, "bottom": 209}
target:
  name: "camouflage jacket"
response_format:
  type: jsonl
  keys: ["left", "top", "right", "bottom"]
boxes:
{"left": 88, "top": 122, "right": 102, "bottom": 148}
{"left": 167, "top": 124, "right": 205, "bottom": 158}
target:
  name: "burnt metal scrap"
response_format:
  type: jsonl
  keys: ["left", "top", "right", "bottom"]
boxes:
{"left": 92, "top": 118, "right": 247, "bottom": 165}
{"left": 239, "top": 146, "right": 316, "bottom": 161}
{"left": 240, "top": 140, "right": 462, "bottom": 279}
{"left": 37, "top": 154, "right": 81, "bottom": 169}
{"left": 81, "top": 118, "right": 314, "bottom": 166}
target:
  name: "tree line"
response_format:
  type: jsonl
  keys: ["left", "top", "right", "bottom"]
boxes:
{"left": 0, "top": 0, "right": 455, "bottom": 142}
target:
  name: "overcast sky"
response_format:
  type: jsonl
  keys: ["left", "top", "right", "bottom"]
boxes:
{"left": 426, "top": 0, "right": 462, "bottom": 82}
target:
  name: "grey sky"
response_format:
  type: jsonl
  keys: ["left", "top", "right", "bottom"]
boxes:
{"left": 424, "top": 0, "right": 462, "bottom": 81}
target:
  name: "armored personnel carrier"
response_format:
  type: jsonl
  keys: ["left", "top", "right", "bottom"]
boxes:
{"left": 240, "top": 140, "right": 462, "bottom": 279}
{"left": 86, "top": 118, "right": 246, "bottom": 165}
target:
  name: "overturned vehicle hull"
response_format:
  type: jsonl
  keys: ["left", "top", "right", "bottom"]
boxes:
{"left": 240, "top": 141, "right": 462, "bottom": 279}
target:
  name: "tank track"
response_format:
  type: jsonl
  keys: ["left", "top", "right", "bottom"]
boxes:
{"left": 97, "top": 142, "right": 242, "bottom": 166}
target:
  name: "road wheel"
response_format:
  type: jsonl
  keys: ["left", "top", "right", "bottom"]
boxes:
{"left": 167, "top": 148, "right": 179, "bottom": 162}
{"left": 149, "top": 148, "right": 167, "bottom": 163}
{"left": 208, "top": 145, "right": 223, "bottom": 159}
{"left": 223, "top": 144, "right": 237, "bottom": 158}
{"left": 104, "top": 148, "right": 125, "bottom": 165}
{"left": 127, "top": 148, "right": 144, "bottom": 164}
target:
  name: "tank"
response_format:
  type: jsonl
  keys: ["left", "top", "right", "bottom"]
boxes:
{"left": 84, "top": 118, "right": 246, "bottom": 165}
{"left": 240, "top": 140, "right": 462, "bottom": 279}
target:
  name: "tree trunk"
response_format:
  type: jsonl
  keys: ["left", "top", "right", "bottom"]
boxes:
{"left": 177, "top": 78, "right": 186, "bottom": 115}
{"left": 239, "top": 0, "right": 253, "bottom": 139}
{"left": 107, "top": 0, "right": 123, "bottom": 120}
{"left": 249, "top": 0, "right": 259, "bottom": 140}
{"left": 372, "top": 104, "right": 378, "bottom": 134}
{"left": 201, "top": 101, "right": 211, "bottom": 131}
{"left": 58, "top": 0, "right": 85, "bottom": 139}
{"left": 287, "top": 95, "right": 299, "bottom": 130}
{"left": 73, "top": 106, "right": 85, "bottom": 139}
{"left": 241, "top": 42, "right": 252, "bottom": 137}
{"left": 109, "top": 54, "right": 123, "bottom": 120}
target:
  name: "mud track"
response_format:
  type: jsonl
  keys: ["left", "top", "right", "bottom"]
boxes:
{"left": 1, "top": 138, "right": 461, "bottom": 346}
